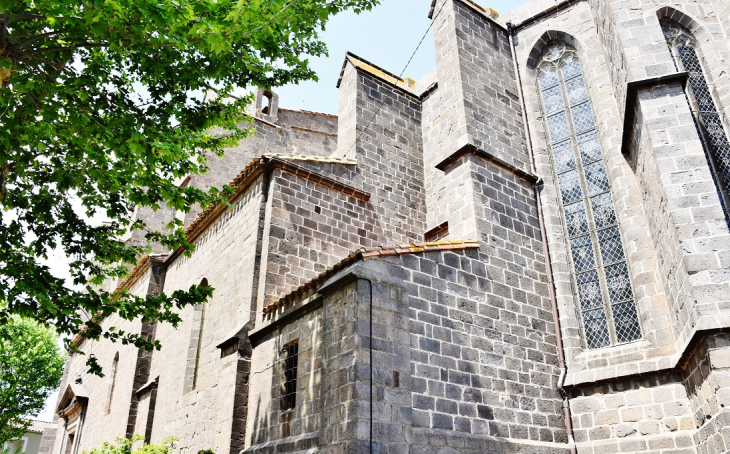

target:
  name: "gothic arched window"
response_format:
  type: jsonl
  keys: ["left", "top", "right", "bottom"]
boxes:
{"left": 661, "top": 18, "right": 730, "bottom": 224}
{"left": 537, "top": 42, "right": 642, "bottom": 349}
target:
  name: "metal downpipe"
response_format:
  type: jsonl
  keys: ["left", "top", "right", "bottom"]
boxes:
{"left": 506, "top": 21, "right": 577, "bottom": 454}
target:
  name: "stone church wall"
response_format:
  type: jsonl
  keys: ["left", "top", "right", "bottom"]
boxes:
{"left": 508, "top": 0, "right": 730, "bottom": 451}
{"left": 257, "top": 169, "right": 384, "bottom": 316}
{"left": 146, "top": 177, "right": 266, "bottom": 454}
{"left": 51, "top": 270, "right": 154, "bottom": 453}
{"left": 248, "top": 245, "right": 569, "bottom": 453}
{"left": 43, "top": 0, "right": 730, "bottom": 453}
{"left": 245, "top": 307, "right": 324, "bottom": 452}
{"left": 338, "top": 62, "right": 428, "bottom": 245}
{"left": 568, "top": 375, "right": 696, "bottom": 453}
{"left": 423, "top": 0, "right": 530, "bottom": 233}
{"left": 686, "top": 334, "right": 730, "bottom": 451}
{"left": 184, "top": 108, "right": 338, "bottom": 226}
{"left": 511, "top": 0, "right": 676, "bottom": 381}
{"left": 449, "top": 1, "right": 529, "bottom": 173}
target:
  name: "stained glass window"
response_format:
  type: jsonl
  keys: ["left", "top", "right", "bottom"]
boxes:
{"left": 661, "top": 19, "right": 730, "bottom": 226}
{"left": 537, "top": 42, "right": 642, "bottom": 349}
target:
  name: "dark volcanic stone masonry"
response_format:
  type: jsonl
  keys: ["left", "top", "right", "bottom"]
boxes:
{"left": 44, "top": 0, "right": 730, "bottom": 453}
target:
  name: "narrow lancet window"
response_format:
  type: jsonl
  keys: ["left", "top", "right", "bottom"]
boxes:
{"left": 192, "top": 278, "right": 208, "bottom": 390}
{"left": 107, "top": 352, "right": 119, "bottom": 414}
{"left": 661, "top": 18, "right": 730, "bottom": 224}
{"left": 537, "top": 42, "right": 642, "bottom": 348}
{"left": 184, "top": 278, "right": 209, "bottom": 393}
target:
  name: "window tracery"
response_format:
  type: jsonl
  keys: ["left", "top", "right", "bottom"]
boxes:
{"left": 537, "top": 42, "right": 642, "bottom": 349}
{"left": 661, "top": 18, "right": 730, "bottom": 225}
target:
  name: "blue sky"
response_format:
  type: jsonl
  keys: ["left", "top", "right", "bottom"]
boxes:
{"left": 275, "top": 0, "right": 529, "bottom": 114}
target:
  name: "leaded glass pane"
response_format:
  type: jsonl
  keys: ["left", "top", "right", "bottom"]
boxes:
{"left": 560, "top": 55, "right": 582, "bottom": 79}
{"left": 584, "top": 160, "right": 610, "bottom": 196}
{"left": 590, "top": 193, "right": 617, "bottom": 229}
{"left": 605, "top": 263, "right": 633, "bottom": 303}
{"left": 539, "top": 67, "right": 559, "bottom": 89}
{"left": 583, "top": 309, "right": 611, "bottom": 349}
{"left": 565, "top": 76, "right": 588, "bottom": 105}
{"left": 558, "top": 170, "right": 583, "bottom": 205}
{"left": 598, "top": 227, "right": 625, "bottom": 265}
{"left": 569, "top": 102, "right": 596, "bottom": 133}
{"left": 539, "top": 41, "right": 641, "bottom": 349}
{"left": 680, "top": 47, "right": 716, "bottom": 114}
{"left": 612, "top": 303, "right": 642, "bottom": 343}
{"left": 553, "top": 141, "right": 576, "bottom": 174}
{"left": 547, "top": 112, "right": 570, "bottom": 143}
{"left": 704, "top": 114, "right": 729, "bottom": 146}
{"left": 578, "top": 132, "right": 601, "bottom": 164}
{"left": 542, "top": 86, "right": 564, "bottom": 115}
{"left": 565, "top": 201, "right": 589, "bottom": 237}
{"left": 678, "top": 46, "right": 711, "bottom": 102}
{"left": 577, "top": 271, "right": 602, "bottom": 310}
{"left": 570, "top": 235, "right": 595, "bottom": 272}
{"left": 663, "top": 19, "right": 730, "bottom": 225}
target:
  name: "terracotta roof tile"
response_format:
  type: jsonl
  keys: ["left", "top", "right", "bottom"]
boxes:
{"left": 183, "top": 154, "right": 361, "bottom": 242}
{"left": 263, "top": 240, "right": 479, "bottom": 314}
{"left": 70, "top": 254, "right": 167, "bottom": 349}
{"left": 70, "top": 155, "right": 360, "bottom": 349}
{"left": 27, "top": 419, "right": 54, "bottom": 433}
{"left": 278, "top": 108, "right": 338, "bottom": 119}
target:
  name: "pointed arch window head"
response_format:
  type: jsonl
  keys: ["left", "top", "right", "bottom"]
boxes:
{"left": 537, "top": 42, "right": 642, "bottom": 349}
{"left": 660, "top": 18, "right": 730, "bottom": 224}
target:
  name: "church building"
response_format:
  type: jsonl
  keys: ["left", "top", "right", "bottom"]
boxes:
{"left": 42, "top": 0, "right": 730, "bottom": 452}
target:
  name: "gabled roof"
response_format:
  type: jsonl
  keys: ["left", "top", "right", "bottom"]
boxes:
{"left": 336, "top": 52, "right": 419, "bottom": 97}
{"left": 278, "top": 108, "right": 338, "bottom": 119}
{"left": 71, "top": 154, "right": 364, "bottom": 350}
{"left": 182, "top": 154, "right": 363, "bottom": 244}
{"left": 27, "top": 419, "right": 54, "bottom": 434}
{"left": 69, "top": 254, "right": 167, "bottom": 349}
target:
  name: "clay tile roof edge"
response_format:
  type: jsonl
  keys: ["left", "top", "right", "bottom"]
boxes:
{"left": 181, "top": 154, "right": 364, "bottom": 249}
{"left": 265, "top": 240, "right": 479, "bottom": 313}
{"left": 70, "top": 254, "right": 168, "bottom": 349}
{"left": 278, "top": 107, "right": 338, "bottom": 119}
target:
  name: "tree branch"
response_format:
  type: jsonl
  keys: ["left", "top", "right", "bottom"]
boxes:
{"left": 0, "top": 14, "right": 47, "bottom": 20}
{"left": 10, "top": 31, "right": 62, "bottom": 50}
{"left": 0, "top": 162, "right": 8, "bottom": 199}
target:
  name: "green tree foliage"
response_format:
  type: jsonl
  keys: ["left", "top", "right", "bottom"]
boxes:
{"left": 0, "top": 0, "right": 378, "bottom": 364}
{"left": 83, "top": 435, "right": 177, "bottom": 454}
{"left": 0, "top": 316, "right": 65, "bottom": 446}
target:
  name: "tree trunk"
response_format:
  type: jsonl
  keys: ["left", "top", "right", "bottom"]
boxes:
{"left": 0, "top": 161, "right": 8, "bottom": 199}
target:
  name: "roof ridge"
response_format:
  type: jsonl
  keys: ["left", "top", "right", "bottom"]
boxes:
{"left": 263, "top": 239, "right": 480, "bottom": 314}
{"left": 361, "top": 239, "right": 479, "bottom": 257}
{"left": 277, "top": 107, "right": 338, "bottom": 118}
{"left": 183, "top": 154, "right": 363, "bottom": 241}
{"left": 264, "top": 154, "right": 357, "bottom": 164}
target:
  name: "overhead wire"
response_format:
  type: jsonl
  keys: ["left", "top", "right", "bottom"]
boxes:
{"left": 347, "top": 0, "right": 449, "bottom": 158}
{"left": 347, "top": 4, "right": 450, "bottom": 454}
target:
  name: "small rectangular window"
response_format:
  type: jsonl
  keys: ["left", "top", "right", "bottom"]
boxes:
{"left": 425, "top": 221, "right": 449, "bottom": 242}
{"left": 282, "top": 342, "right": 298, "bottom": 410}
{"left": 280, "top": 341, "right": 299, "bottom": 438}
